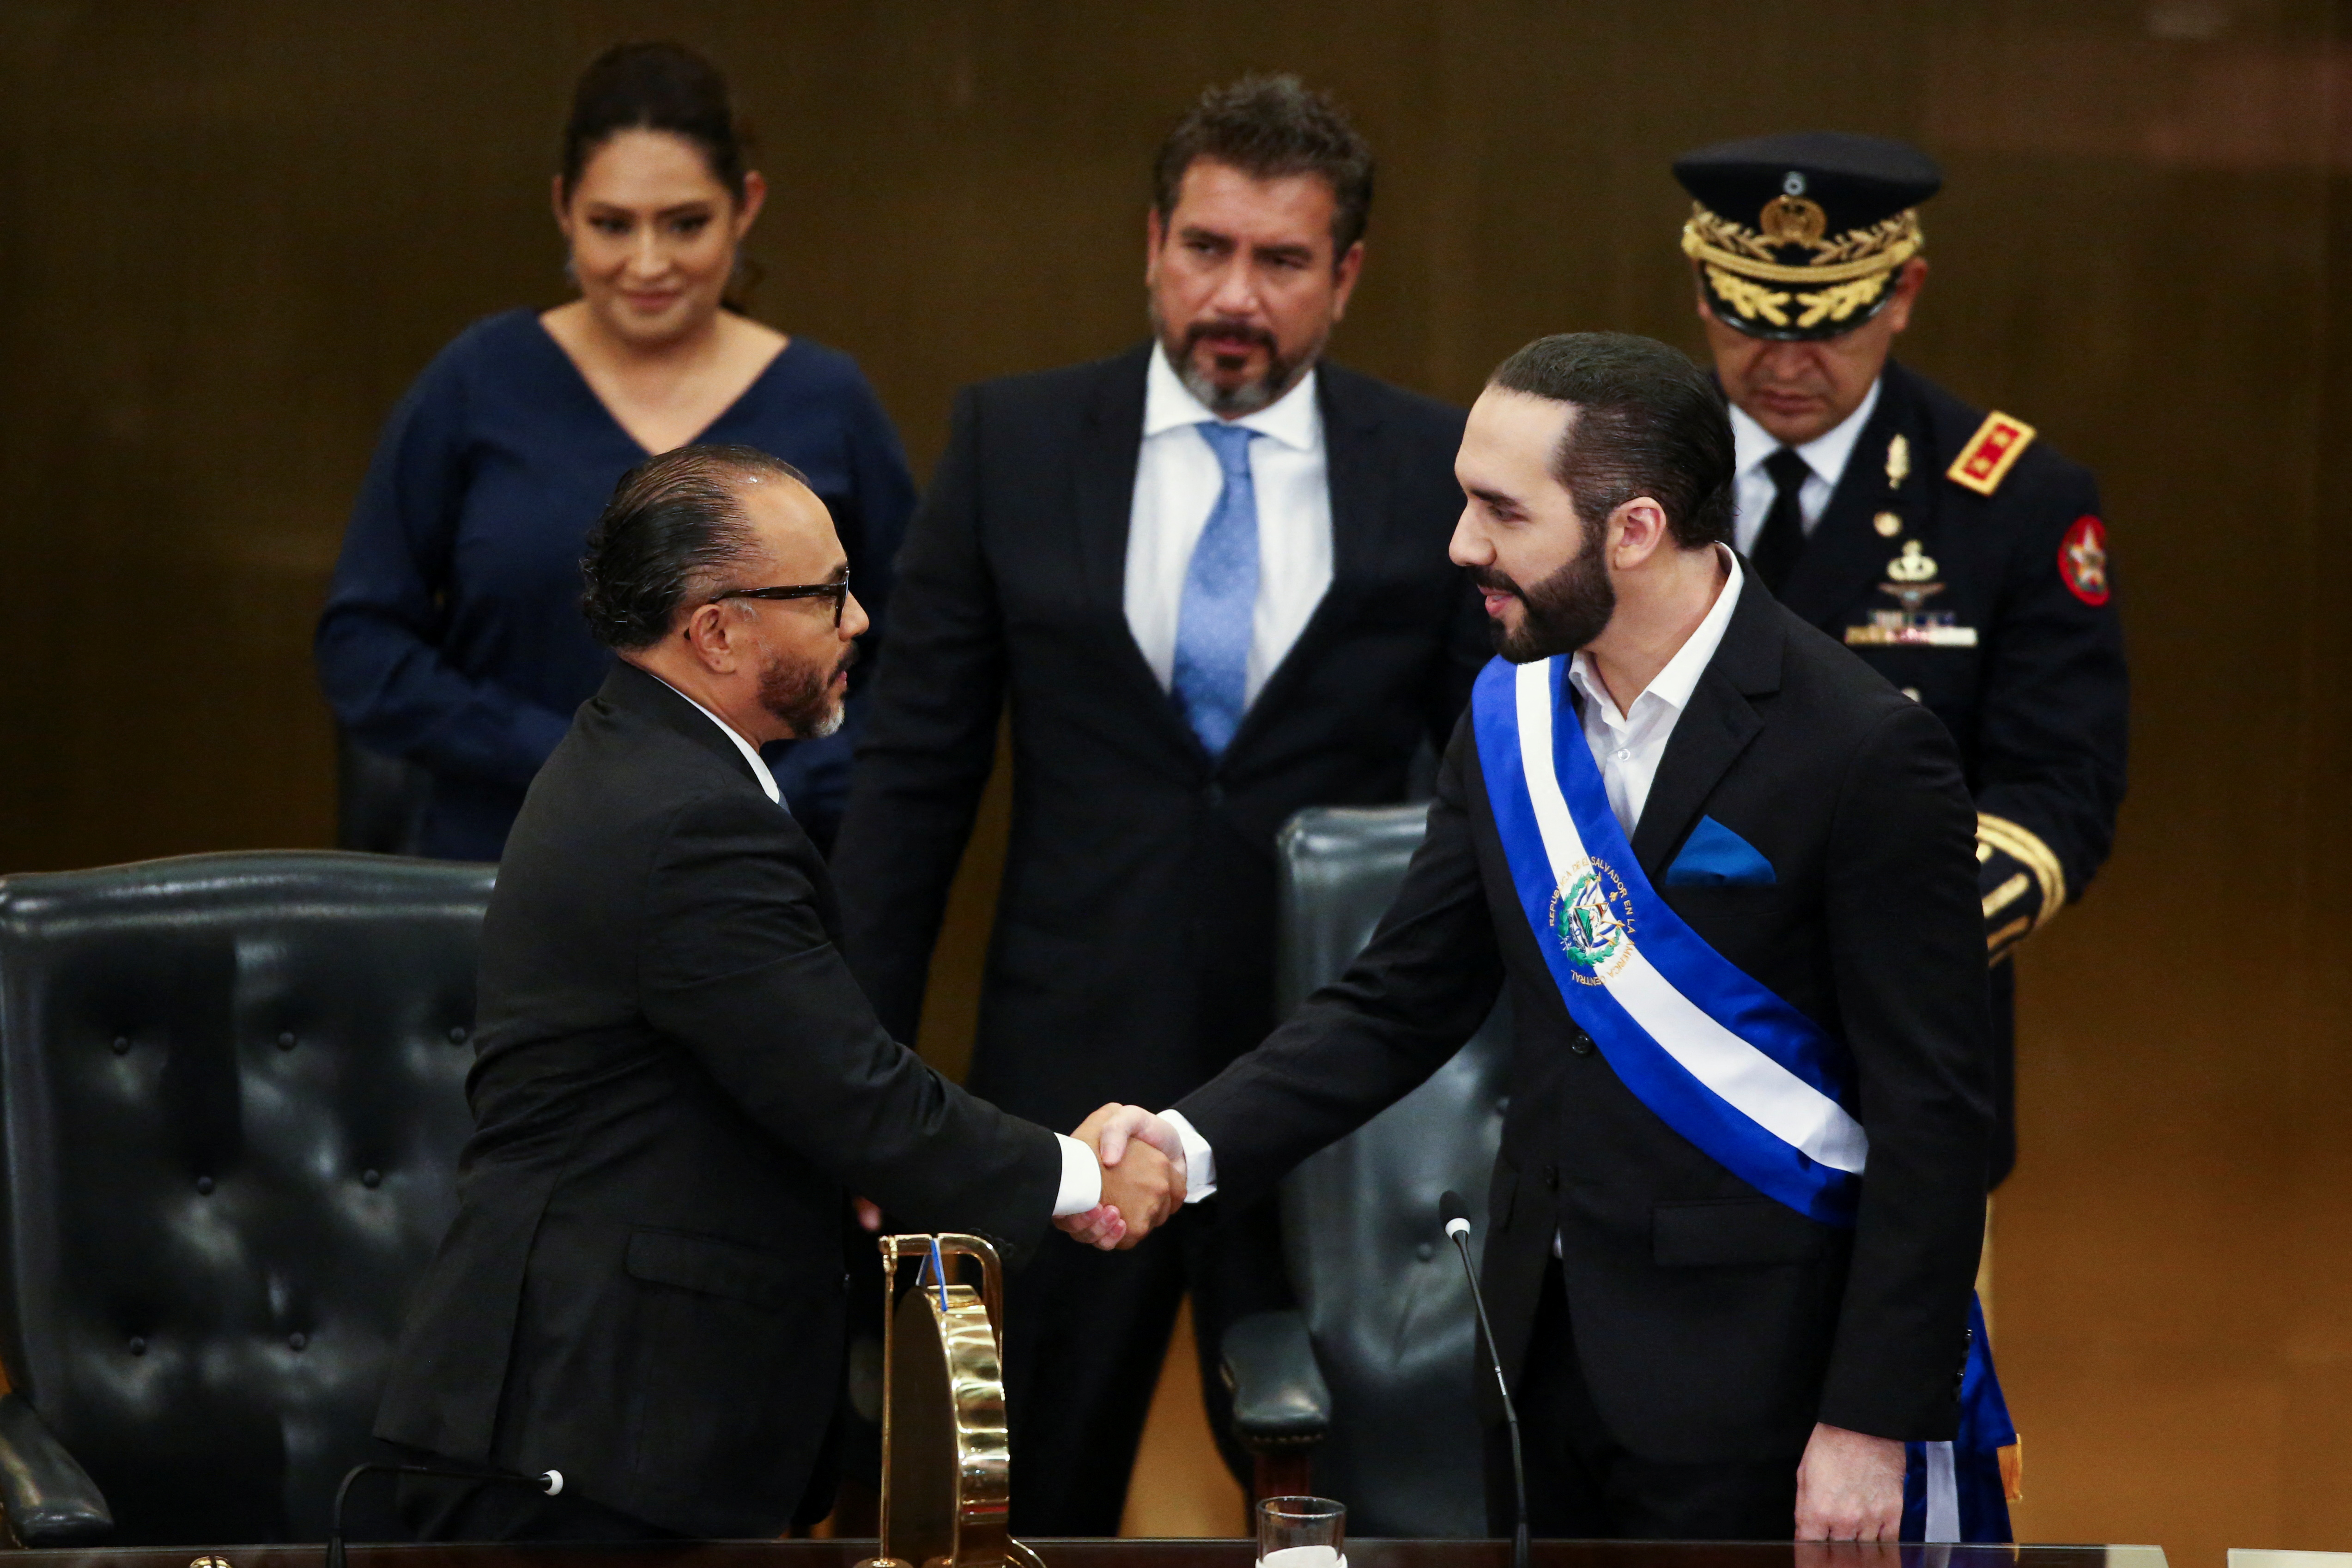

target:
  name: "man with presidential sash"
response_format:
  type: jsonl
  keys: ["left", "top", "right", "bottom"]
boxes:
{"left": 1079, "top": 333, "right": 1991, "bottom": 1539}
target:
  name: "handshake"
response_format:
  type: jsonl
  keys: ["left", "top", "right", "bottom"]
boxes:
{"left": 1056, "top": 1102, "right": 1190, "bottom": 1251}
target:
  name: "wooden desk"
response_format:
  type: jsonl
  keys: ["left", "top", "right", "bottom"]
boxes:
{"left": 0, "top": 1541, "right": 2164, "bottom": 1568}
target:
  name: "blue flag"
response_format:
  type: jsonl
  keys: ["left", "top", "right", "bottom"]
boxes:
{"left": 1903, "top": 1295, "right": 2019, "bottom": 1542}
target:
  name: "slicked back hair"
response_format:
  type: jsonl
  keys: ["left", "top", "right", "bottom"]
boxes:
{"left": 561, "top": 42, "right": 748, "bottom": 200}
{"left": 580, "top": 443, "right": 807, "bottom": 651}
{"left": 1488, "top": 333, "right": 1735, "bottom": 551}
{"left": 1152, "top": 74, "right": 1375, "bottom": 258}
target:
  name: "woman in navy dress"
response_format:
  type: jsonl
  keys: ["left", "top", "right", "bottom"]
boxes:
{"left": 316, "top": 42, "right": 914, "bottom": 859}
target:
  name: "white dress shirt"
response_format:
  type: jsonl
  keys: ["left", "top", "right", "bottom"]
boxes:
{"left": 1164, "top": 550, "right": 1746, "bottom": 1206}
{"left": 1728, "top": 378, "right": 1882, "bottom": 556}
{"left": 661, "top": 674, "right": 1103, "bottom": 1217}
{"left": 1568, "top": 548, "right": 1745, "bottom": 834}
{"left": 1125, "top": 343, "right": 1333, "bottom": 704}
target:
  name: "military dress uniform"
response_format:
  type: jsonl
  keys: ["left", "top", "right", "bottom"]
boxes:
{"left": 1673, "top": 133, "right": 2128, "bottom": 1185}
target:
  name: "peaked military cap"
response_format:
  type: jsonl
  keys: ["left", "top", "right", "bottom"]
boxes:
{"left": 1674, "top": 131, "right": 1942, "bottom": 341}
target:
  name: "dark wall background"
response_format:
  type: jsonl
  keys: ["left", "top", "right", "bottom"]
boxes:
{"left": 3, "top": 3, "right": 2348, "bottom": 1563}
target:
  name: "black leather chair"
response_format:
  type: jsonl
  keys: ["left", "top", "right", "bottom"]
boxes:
{"left": 1221, "top": 805, "right": 1509, "bottom": 1537}
{"left": 334, "top": 727, "right": 433, "bottom": 859}
{"left": 0, "top": 851, "right": 494, "bottom": 1547}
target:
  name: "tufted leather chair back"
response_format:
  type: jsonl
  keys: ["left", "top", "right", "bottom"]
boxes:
{"left": 1274, "top": 806, "right": 1509, "bottom": 1536}
{"left": 334, "top": 727, "right": 433, "bottom": 858}
{"left": 0, "top": 852, "right": 493, "bottom": 1545}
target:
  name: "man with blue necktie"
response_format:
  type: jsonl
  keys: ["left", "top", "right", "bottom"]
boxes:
{"left": 831, "top": 75, "right": 1483, "bottom": 1532}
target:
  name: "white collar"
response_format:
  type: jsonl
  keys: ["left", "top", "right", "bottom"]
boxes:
{"left": 1728, "top": 375, "right": 1883, "bottom": 489}
{"left": 1143, "top": 339, "right": 1322, "bottom": 452}
{"left": 653, "top": 675, "right": 782, "bottom": 805}
{"left": 1569, "top": 547, "right": 1744, "bottom": 723}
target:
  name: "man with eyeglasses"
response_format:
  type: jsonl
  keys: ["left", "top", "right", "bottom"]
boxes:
{"left": 374, "top": 444, "right": 1185, "bottom": 1544}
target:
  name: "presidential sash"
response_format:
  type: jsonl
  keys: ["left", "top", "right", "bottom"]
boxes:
{"left": 1470, "top": 654, "right": 1867, "bottom": 1223}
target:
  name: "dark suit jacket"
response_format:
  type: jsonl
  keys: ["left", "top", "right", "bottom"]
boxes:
{"left": 375, "top": 660, "right": 1062, "bottom": 1536}
{"left": 1770, "top": 359, "right": 2128, "bottom": 1181}
{"left": 1780, "top": 359, "right": 2126, "bottom": 923}
{"left": 833, "top": 344, "right": 1485, "bottom": 1131}
{"left": 1176, "top": 571, "right": 1993, "bottom": 1463}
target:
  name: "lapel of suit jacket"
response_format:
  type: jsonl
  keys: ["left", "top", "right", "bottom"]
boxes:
{"left": 1223, "top": 361, "right": 1389, "bottom": 761}
{"left": 601, "top": 661, "right": 842, "bottom": 930}
{"left": 603, "top": 659, "right": 762, "bottom": 782}
{"left": 1627, "top": 571, "right": 1785, "bottom": 877}
{"left": 1774, "top": 370, "right": 1916, "bottom": 625}
{"left": 1073, "top": 343, "right": 1212, "bottom": 763}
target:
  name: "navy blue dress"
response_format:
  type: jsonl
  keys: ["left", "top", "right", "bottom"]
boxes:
{"left": 315, "top": 309, "right": 916, "bottom": 860}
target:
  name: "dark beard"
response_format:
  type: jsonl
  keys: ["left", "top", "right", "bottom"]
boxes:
{"left": 1155, "top": 309, "right": 1319, "bottom": 417}
{"left": 1471, "top": 522, "right": 1615, "bottom": 664}
{"left": 759, "top": 641, "right": 857, "bottom": 738}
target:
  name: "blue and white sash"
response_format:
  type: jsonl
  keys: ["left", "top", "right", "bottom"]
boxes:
{"left": 1471, "top": 654, "right": 1867, "bottom": 1223}
{"left": 1475, "top": 652, "right": 2014, "bottom": 1540}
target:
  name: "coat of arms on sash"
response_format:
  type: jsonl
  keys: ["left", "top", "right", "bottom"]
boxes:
{"left": 1549, "top": 857, "right": 1637, "bottom": 983}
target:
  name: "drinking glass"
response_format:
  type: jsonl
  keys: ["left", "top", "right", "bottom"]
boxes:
{"left": 1257, "top": 1495, "right": 1345, "bottom": 1568}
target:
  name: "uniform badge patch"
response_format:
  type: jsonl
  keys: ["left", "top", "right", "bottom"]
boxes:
{"left": 1887, "top": 539, "right": 1939, "bottom": 583}
{"left": 1946, "top": 411, "right": 2038, "bottom": 496}
{"left": 2060, "top": 515, "right": 2110, "bottom": 605}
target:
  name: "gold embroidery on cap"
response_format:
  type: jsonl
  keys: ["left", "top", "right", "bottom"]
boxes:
{"left": 1703, "top": 264, "right": 1793, "bottom": 328}
{"left": 1759, "top": 194, "right": 1829, "bottom": 248}
{"left": 1792, "top": 272, "right": 1892, "bottom": 330}
{"left": 1681, "top": 205, "right": 1923, "bottom": 285}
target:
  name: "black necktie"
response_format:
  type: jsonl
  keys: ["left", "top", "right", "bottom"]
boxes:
{"left": 1752, "top": 447, "right": 1812, "bottom": 594}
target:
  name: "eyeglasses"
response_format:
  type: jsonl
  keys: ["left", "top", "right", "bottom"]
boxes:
{"left": 704, "top": 570, "right": 852, "bottom": 629}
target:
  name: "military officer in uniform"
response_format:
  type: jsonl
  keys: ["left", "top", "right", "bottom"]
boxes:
{"left": 1672, "top": 131, "right": 2128, "bottom": 1185}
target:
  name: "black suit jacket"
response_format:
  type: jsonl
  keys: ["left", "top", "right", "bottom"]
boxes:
{"left": 376, "top": 661, "right": 1062, "bottom": 1536}
{"left": 1780, "top": 359, "right": 2127, "bottom": 934}
{"left": 1176, "top": 572, "right": 1993, "bottom": 1462}
{"left": 1774, "top": 360, "right": 2128, "bottom": 1181}
{"left": 833, "top": 344, "right": 1484, "bottom": 1130}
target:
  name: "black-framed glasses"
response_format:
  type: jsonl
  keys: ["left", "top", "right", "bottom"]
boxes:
{"left": 705, "top": 570, "right": 852, "bottom": 628}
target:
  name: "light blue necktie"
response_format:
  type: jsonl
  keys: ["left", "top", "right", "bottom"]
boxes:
{"left": 1171, "top": 421, "right": 1261, "bottom": 755}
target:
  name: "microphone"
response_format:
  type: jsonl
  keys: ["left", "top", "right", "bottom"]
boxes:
{"left": 327, "top": 1460, "right": 562, "bottom": 1568}
{"left": 1442, "top": 1189, "right": 1528, "bottom": 1568}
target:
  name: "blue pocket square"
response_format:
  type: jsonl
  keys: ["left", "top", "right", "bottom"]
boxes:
{"left": 1664, "top": 816, "right": 1776, "bottom": 887}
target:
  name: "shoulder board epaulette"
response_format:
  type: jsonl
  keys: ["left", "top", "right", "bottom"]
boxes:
{"left": 1946, "top": 411, "right": 2037, "bottom": 496}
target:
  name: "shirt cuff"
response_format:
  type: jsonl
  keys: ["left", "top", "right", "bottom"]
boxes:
{"left": 1051, "top": 1133, "right": 1103, "bottom": 1217}
{"left": 1157, "top": 1108, "right": 1217, "bottom": 1201}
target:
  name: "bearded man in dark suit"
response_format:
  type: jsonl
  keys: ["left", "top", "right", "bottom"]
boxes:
{"left": 830, "top": 76, "right": 1485, "bottom": 1531}
{"left": 1094, "top": 333, "right": 1992, "bottom": 1540}
{"left": 376, "top": 446, "right": 1182, "bottom": 1543}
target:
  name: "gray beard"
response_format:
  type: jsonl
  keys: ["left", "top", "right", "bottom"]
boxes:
{"left": 1176, "top": 351, "right": 1297, "bottom": 417}
{"left": 759, "top": 651, "right": 849, "bottom": 738}
{"left": 1152, "top": 302, "right": 1321, "bottom": 418}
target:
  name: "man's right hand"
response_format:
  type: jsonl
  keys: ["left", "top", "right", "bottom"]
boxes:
{"left": 1056, "top": 1102, "right": 1188, "bottom": 1250}
{"left": 1793, "top": 1422, "right": 1906, "bottom": 1539}
{"left": 1096, "top": 1138, "right": 1184, "bottom": 1248}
